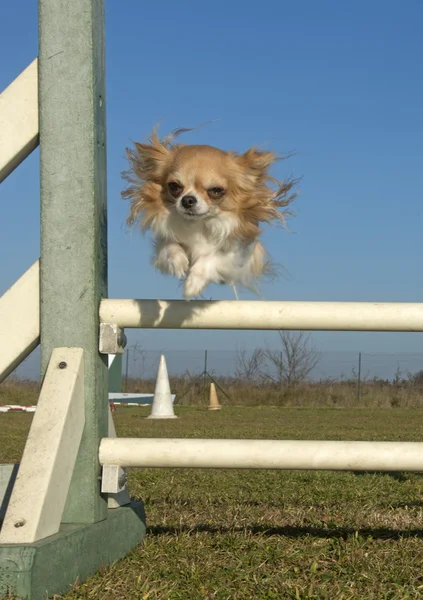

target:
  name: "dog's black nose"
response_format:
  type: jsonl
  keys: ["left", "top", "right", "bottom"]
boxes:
{"left": 181, "top": 195, "right": 197, "bottom": 209}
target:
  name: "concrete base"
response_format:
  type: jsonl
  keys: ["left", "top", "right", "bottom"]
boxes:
{"left": 0, "top": 502, "right": 146, "bottom": 600}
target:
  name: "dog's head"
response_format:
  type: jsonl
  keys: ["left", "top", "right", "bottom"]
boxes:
{"left": 122, "top": 127, "right": 297, "bottom": 239}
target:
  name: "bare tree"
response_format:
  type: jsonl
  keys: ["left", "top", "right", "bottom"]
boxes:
{"left": 263, "top": 331, "right": 320, "bottom": 386}
{"left": 235, "top": 344, "right": 265, "bottom": 382}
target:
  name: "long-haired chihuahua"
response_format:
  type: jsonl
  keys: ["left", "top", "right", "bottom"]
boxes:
{"left": 122, "top": 127, "right": 298, "bottom": 299}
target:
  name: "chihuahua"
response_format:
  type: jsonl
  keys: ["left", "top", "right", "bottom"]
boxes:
{"left": 122, "top": 127, "right": 297, "bottom": 299}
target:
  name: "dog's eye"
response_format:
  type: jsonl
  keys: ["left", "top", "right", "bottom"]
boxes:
{"left": 208, "top": 187, "right": 225, "bottom": 199}
{"left": 168, "top": 181, "right": 183, "bottom": 196}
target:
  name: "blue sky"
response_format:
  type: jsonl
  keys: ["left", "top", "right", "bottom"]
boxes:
{"left": 1, "top": 0, "right": 422, "bottom": 360}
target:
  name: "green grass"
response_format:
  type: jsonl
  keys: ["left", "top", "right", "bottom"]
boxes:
{"left": 2, "top": 406, "right": 423, "bottom": 599}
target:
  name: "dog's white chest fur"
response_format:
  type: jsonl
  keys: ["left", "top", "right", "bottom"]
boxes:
{"left": 151, "top": 210, "right": 265, "bottom": 298}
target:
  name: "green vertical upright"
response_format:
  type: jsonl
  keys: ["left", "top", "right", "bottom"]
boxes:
{"left": 39, "top": 0, "right": 108, "bottom": 523}
{"left": 0, "top": 3, "right": 145, "bottom": 597}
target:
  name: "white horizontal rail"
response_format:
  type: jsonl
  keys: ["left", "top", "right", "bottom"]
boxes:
{"left": 0, "top": 260, "right": 40, "bottom": 382}
{"left": 99, "top": 438, "right": 423, "bottom": 472}
{"left": 0, "top": 59, "right": 39, "bottom": 183}
{"left": 100, "top": 299, "right": 423, "bottom": 331}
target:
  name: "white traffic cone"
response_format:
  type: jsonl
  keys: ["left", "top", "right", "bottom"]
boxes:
{"left": 147, "top": 354, "right": 178, "bottom": 419}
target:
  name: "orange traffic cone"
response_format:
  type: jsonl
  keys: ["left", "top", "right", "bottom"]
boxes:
{"left": 208, "top": 383, "right": 221, "bottom": 411}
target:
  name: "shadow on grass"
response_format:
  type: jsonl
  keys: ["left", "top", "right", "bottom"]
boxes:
{"left": 351, "top": 471, "right": 412, "bottom": 482}
{"left": 390, "top": 500, "right": 423, "bottom": 509}
{"left": 147, "top": 523, "right": 423, "bottom": 540}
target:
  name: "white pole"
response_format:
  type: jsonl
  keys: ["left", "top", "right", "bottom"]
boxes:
{"left": 99, "top": 299, "right": 423, "bottom": 332}
{"left": 99, "top": 438, "right": 423, "bottom": 472}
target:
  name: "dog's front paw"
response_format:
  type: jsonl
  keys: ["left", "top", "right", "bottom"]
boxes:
{"left": 167, "top": 252, "right": 189, "bottom": 279}
{"left": 184, "top": 272, "right": 208, "bottom": 299}
{"left": 153, "top": 245, "right": 189, "bottom": 279}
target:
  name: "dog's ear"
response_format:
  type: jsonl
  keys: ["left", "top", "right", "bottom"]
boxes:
{"left": 237, "top": 148, "right": 277, "bottom": 182}
{"left": 125, "top": 128, "right": 173, "bottom": 183}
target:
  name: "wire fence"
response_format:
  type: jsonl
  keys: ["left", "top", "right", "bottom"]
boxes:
{"left": 11, "top": 347, "right": 423, "bottom": 385}
{"left": 119, "top": 347, "right": 423, "bottom": 408}
{"left": 7, "top": 346, "right": 423, "bottom": 408}
{"left": 121, "top": 348, "right": 421, "bottom": 381}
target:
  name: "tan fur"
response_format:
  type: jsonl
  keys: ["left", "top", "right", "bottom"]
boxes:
{"left": 122, "top": 127, "right": 298, "bottom": 242}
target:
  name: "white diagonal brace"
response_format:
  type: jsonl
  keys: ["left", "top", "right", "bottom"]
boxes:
{"left": 0, "top": 348, "right": 85, "bottom": 543}
{"left": 0, "top": 260, "right": 40, "bottom": 383}
{"left": 0, "top": 464, "right": 19, "bottom": 522}
{"left": 0, "top": 58, "right": 39, "bottom": 183}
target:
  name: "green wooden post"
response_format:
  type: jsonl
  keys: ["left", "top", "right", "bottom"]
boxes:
{"left": 39, "top": 0, "right": 108, "bottom": 524}
{"left": 0, "top": 1, "right": 145, "bottom": 597}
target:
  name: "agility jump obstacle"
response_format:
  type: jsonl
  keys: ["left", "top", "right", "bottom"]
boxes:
{"left": 0, "top": 1, "right": 422, "bottom": 598}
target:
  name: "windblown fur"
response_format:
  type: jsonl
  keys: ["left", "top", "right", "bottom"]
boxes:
{"left": 122, "top": 127, "right": 298, "bottom": 298}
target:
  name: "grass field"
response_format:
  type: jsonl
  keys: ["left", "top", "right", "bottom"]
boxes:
{"left": 3, "top": 374, "right": 423, "bottom": 410}
{"left": 2, "top": 405, "right": 423, "bottom": 599}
